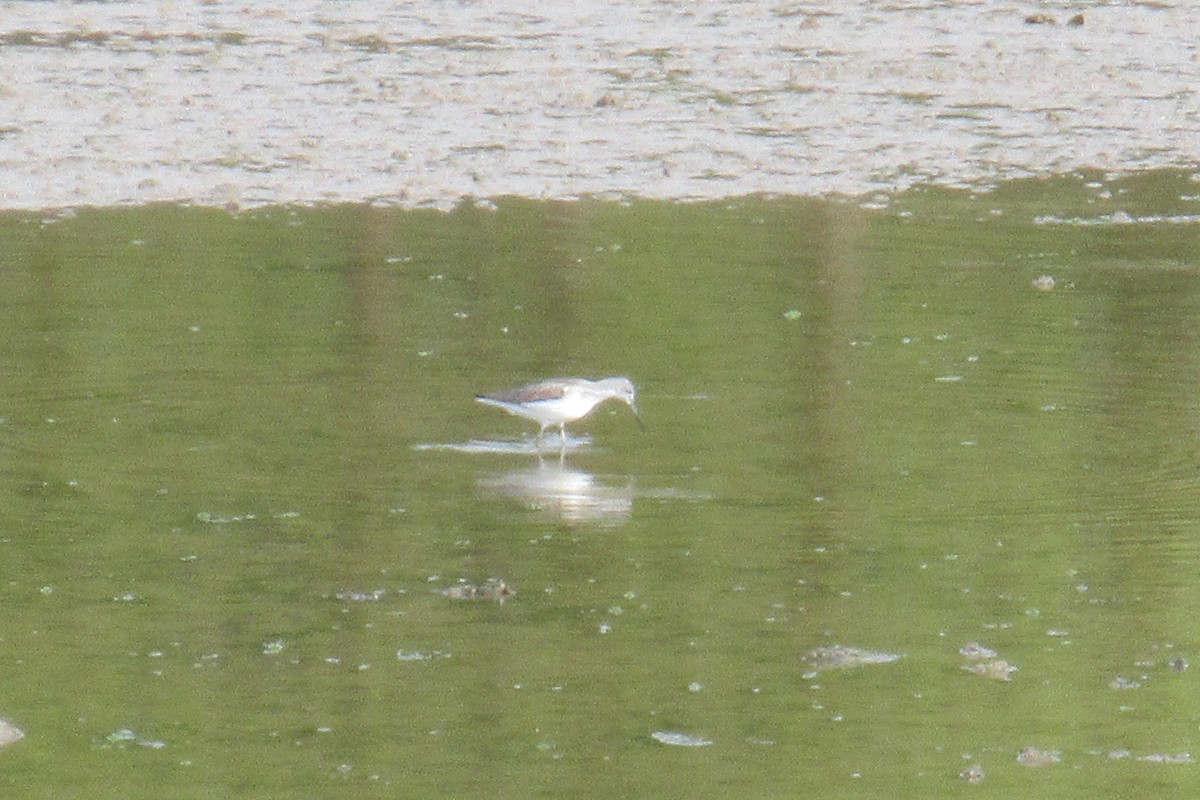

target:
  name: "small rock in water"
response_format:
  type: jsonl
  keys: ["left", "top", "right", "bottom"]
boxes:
{"left": 803, "top": 645, "right": 902, "bottom": 671}
{"left": 651, "top": 730, "right": 713, "bottom": 747}
{"left": 1031, "top": 274, "right": 1056, "bottom": 291}
{"left": 437, "top": 579, "right": 515, "bottom": 604}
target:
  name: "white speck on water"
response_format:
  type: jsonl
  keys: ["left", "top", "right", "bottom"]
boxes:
{"left": 651, "top": 731, "right": 713, "bottom": 747}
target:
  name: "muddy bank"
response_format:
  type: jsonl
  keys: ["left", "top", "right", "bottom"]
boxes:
{"left": 1, "top": 1, "right": 1197, "bottom": 210}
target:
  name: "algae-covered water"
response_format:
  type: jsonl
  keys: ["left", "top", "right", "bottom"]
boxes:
{"left": 3, "top": 173, "right": 1200, "bottom": 797}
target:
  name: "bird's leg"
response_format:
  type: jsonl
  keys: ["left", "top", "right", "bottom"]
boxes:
{"left": 559, "top": 424, "right": 568, "bottom": 448}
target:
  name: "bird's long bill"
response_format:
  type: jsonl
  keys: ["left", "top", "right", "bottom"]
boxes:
{"left": 630, "top": 403, "right": 646, "bottom": 430}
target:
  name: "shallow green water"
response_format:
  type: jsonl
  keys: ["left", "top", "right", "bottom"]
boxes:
{"left": 3, "top": 173, "right": 1200, "bottom": 796}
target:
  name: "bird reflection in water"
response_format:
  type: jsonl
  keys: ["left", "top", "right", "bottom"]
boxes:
{"left": 477, "top": 455, "right": 634, "bottom": 527}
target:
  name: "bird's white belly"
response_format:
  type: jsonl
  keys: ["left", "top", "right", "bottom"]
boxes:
{"left": 525, "top": 391, "right": 596, "bottom": 425}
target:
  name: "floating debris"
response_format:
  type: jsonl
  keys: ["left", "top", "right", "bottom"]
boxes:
{"left": 651, "top": 730, "right": 713, "bottom": 747}
{"left": 803, "top": 645, "right": 902, "bottom": 672}
{"left": 964, "top": 659, "right": 1018, "bottom": 682}
{"left": 0, "top": 719, "right": 24, "bottom": 747}
{"left": 1017, "top": 745, "right": 1061, "bottom": 767}
{"left": 1108, "top": 749, "right": 1193, "bottom": 763}
{"left": 104, "top": 728, "right": 166, "bottom": 749}
{"left": 335, "top": 589, "right": 386, "bottom": 602}
{"left": 959, "top": 763, "right": 985, "bottom": 784}
{"left": 1169, "top": 657, "right": 1189, "bottom": 672}
{"left": 1109, "top": 675, "right": 1142, "bottom": 690}
{"left": 436, "top": 579, "right": 515, "bottom": 605}
{"left": 195, "top": 511, "right": 257, "bottom": 524}
{"left": 959, "top": 642, "right": 997, "bottom": 660}
{"left": 1032, "top": 274, "right": 1056, "bottom": 291}
{"left": 1137, "top": 752, "right": 1193, "bottom": 764}
{"left": 959, "top": 642, "right": 1016, "bottom": 681}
